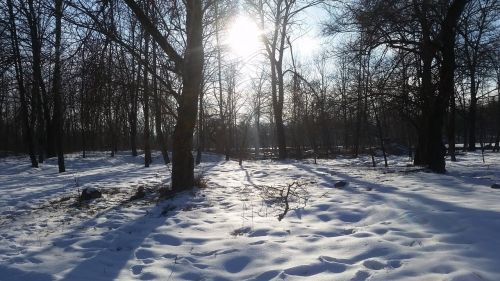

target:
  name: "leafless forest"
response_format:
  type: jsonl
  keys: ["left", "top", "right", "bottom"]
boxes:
{"left": 1, "top": 0, "right": 499, "bottom": 191}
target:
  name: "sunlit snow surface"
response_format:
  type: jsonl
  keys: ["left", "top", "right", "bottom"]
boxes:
{"left": 0, "top": 151, "right": 499, "bottom": 281}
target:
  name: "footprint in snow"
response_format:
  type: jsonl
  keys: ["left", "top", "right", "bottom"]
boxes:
{"left": 248, "top": 240, "right": 266, "bottom": 245}
{"left": 372, "top": 227, "right": 389, "bottom": 235}
{"left": 224, "top": 255, "right": 251, "bottom": 273}
{"left": 351, "top": 270, "right": 370, "bottom": 281}
{"left": 130, "top": 264, "right": 144, "bottom": 275}
{"left": 178, "top": 272, "right": 205, "bottom": 280}
{"left": 273, "top": 257, "right": 289, "bottom": 264}
{"left": 248, "top": 228, "right": 269, "bottom": 237}
{"left": 218, "top": 248, "right": 239, "bottom": 255}
{"left": 161, "top": 253, "right": 177, "bottom": 260}
{"left": 304, "top": 235, "right": 323, "bottom": 242}
{"left": 177, "top": 222, "right": 195, "bottom": 228}
{"left": 285, "top": 260, "right": 346, "bottom": 277}
{"left": 192, "top": 263, "right": 210, "bottom": 269}
{"left": 151, "top": 233, "right": 182, "bottom": 246}
{"left": 137, "top": 272, "right": 156, "bottom": 280}
{"left": 135, "top": 248, "right": 155, "bottom": 259}
{"left": 319, "top": 256, "right": 351, "bottom": 265}
{"left": 363, "top": 259, "right": 386, "bottom": 270}
{"left": 253, "top": 270, "right": 281, "bottom": 280}
{"left": 190, "top": 250, "right": 217, "bottom": 257}
{"left": 388, "top": 260, "right": 402, "bottom": 269}
{"left": 316, "top": 213, "right": 333, "bottom": 222}
{"left": 314, "top": 204, "right": 331, "bottom": 212}
{"left": 26, "top": 257, "right": 43, "bottom": 264}
{"left": 337, "top": 211, "right": 363, "bottom": 223}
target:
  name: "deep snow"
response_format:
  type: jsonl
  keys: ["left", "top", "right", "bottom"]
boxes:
{"left": 0, "top": 151, "right": 499, "bottom": 281}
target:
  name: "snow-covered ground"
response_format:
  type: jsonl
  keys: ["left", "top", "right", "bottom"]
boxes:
{"left": 1, "top": 151, "right": 499, "bottom": 281}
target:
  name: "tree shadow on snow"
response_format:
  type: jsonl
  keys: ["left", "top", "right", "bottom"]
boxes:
{"left": 0, "top": 265, "right": 55, "bottom": 281}
{"left": 290, "top": 161, "right": 500, "bottom": 276}
{"left": 7, "top": 190, "right": 204, "bottom": 281}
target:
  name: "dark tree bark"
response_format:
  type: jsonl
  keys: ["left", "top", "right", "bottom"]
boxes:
{"left": 25, "top": 0, "right": 58, "bottom": 160}
{"left": 7, "top": 0, "right": 38, "bottom": 168}
{"left": 273, "top": 61, "right": 287, "bottom": 159}
{"left": 448, "top": 90, "right": 457, "bottom": 161}
{"left": 143, "top": 30, "right": 152, "bottom": 167}
{"left": 195, "top": 90, "right": 204, "bottom": 165}
{"left": 123, "top": 0, "right": 204, "bottom": 191}
{"left": 496, "top": 72, "right": 500, "bottom": 152}
{"left": 213, "top": 1, "right": 229, "bottom": 161}
{"left": 152, "top": 44, "right": 170, "bottom": 165}
{"left": 413, "top": 22, "right": 435, "bottom": 166}
{"left": 419, "top": 0, "right": 467, "bottom": 173}
{"left": 130, "top": 60, "right": 140, "bottom": 157}
{"left": 52, "top": 0, "right": 65, "bottom": 172}
{"left": 468, "top": 72, "right": 478, "bottom": 151}
{"left": 171, "top": 0, "right": 204, "bottom": 190}
{"left": 414, "top": 0, "right": 466, "bottom": 173}
{"left": 25, "top": 0, "right": 47, "bottom": 163}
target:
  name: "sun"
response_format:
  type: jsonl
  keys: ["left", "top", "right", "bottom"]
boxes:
{"left": 226, "top": 16, "right": 261, "bottom": 59}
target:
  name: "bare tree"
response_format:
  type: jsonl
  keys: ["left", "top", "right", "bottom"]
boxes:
{"left": 6, "top": 0, "right": 38, "bottom": 167}
{"left": 122, "top": 0, "right": 205, "bottom": 191}
{"left": 52, "top": 0, "right": 65, "bottom": 172}
{"left": 247, "top": 0, "right": 321, "bottom": 159}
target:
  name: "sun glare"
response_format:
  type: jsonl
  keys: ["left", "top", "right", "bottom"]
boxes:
{"left": 226, "top": 16, "right": 261, "bottom": 59}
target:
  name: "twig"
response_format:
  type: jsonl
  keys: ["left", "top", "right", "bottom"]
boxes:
{"left": 278, "top": 182, "right": 293, "bottom": 221}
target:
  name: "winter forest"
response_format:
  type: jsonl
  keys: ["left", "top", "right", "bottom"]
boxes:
{"left": 1, "top": 0, "right": 500, "bottom": 280}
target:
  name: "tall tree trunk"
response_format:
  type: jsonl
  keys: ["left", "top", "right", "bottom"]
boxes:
{"left": 196, "top": 90, "right": 203, "bottom": 165}
{"left": 152, "top": 44, "right": 170, "bottom": 164}
{"left": 276, "top": 62, "right": 287, "bottom": 159}
{"left": 80, "top": 49, "right": 87, "bottom": 158}
{"left": 431, "top": 0, "right": 465, "bottom": 172}
{"left": 374, "top": 105, "right": 388, "bottom": 167}
{"left": 214, "top": 1, "right": 229, "bottom": 161}
{"left": 414, "top": 43, "right": 434, "bottom": 166}
{"left": 416, "top": 0, "right": 466, "bottom": 173}
{"left": 414, "top": 0, "right": 434, "bottom": 166}
{"left": 354, "top": 39, "right": 366, "bottom": 157}
{"left": 171, "top": 0, "right": 203, "bottom": 191}
{"left": 107, "top": 45, "right": 115, "bottom": 157}
{"left": 143, "top": 31, "right": 152, "bottom": 167}
{"left": 271, "top": 59, "right": 287, "bottom": 159}
{"left": 448, "top": 89, "right": 457, "bottom": 161}
{"left": 7, "top": 0, "right": 38, "bottom": 167}
{"left": 130, "top": 62, "right": 140, "bottom": 157}
{"left": 123, "top": 0, "right": 203, "bottom": 191}
{"left": 496, "top": 75, "right": 500, "bottom": 152}
{"left": 26, "top": 0, "right": 55, "bottom": 161}
{"left": 467, "top": 72, "right": 477, "bottom": 151}
{"left": 52, "top": 0, "right": 65, "bottom": 172}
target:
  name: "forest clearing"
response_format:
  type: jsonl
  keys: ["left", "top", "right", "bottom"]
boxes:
{"left": 1, "top": 151, "right": 499, "bottom": 281}
{"left": 1, "top": 0, "right": 499, "bottom": 280}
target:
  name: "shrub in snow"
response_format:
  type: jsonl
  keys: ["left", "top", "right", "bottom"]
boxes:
{"left": 194, "top": 174, "right": 208, "bottom": 189}
{"left": 491, "top": 184, "right": 500, "bottom": 189}
{"left": 249, "top": 181, "right": 310, "bottom": 221}
{"left": 231, "top": 226, "right": 251, "bottom": 236}
{"left": 334, "top": 181, "right": 348, "bottom": 188}
{"left": 158, "top": 186, "right": 175, "bottom": 199}
{"left": 80, "top": 187, "right": 102, "bottom": 201}
{"left": 129, "top": 186, "right": 146, "bottom": 201}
